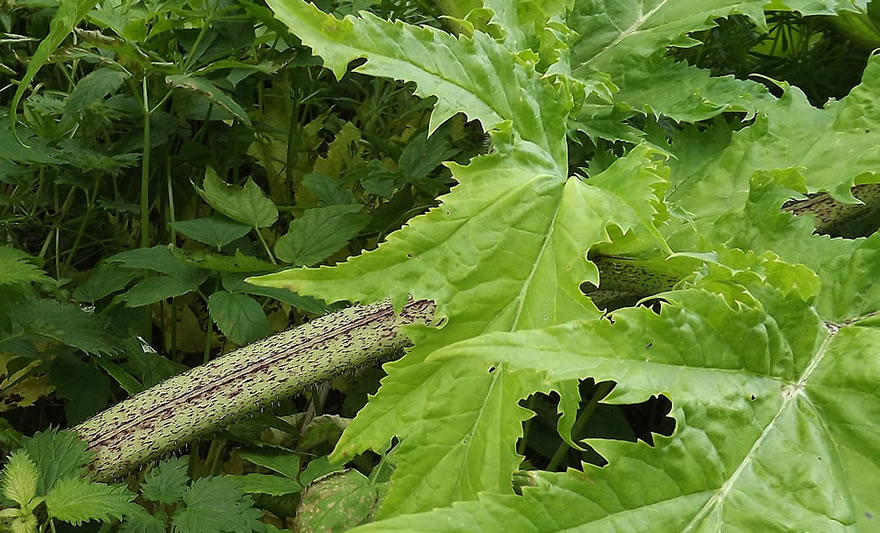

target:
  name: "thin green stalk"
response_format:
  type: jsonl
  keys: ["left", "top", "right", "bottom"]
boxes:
{"left": 205, "top": 438, "right": 227, "bottom": 475}
{"left": 140, "top": 77, "right": 151, "bottom": 249}
{"left": 167, "top": 156, "right": 178, "bottom": 358}
{"left": 546, "top": 381, "right": 615, "bottom": 471}
{"left": 255, "top": 228, "right": 278, "bottom": 264}
{"left": 62, "top": 175, "right": 101, "bottom": 274}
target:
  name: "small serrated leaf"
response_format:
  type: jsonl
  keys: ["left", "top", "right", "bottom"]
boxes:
{"left": 65, "top": 68, "right": 129, "bottom": 116}
{"left": 166, "top": 74, "right": 252, "bottom": 126}
{"left": 208, "top": 291, "right": 272, "bottom": 345}
{"left": 195, "top": 168, "right": 278, "bottom": 228}
{"left": 141, "top": 456, "right": 189, "bottom": 505}
{"left": 45, "top": 477, "right": 136, "bottom": 526}
{"left": 0, "top": 450, "right": 38, "bottom": 507}
{"left": 21, "top": 430, "right": 91, "bottom": 496}
{"left": 171, "top": 477, "right": 263, "bottom": 533}
{"left": 171, "top": 216, "right": 252, "bottom": 249}
{"left": 274, "top": 205, "right": 368, "bottom": 266}
{"left": 0, "top": 247, "right": 51, "bottom": 288}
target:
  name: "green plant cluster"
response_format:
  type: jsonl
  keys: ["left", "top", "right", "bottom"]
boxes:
{"left": 3, "top": 0, "right": 880, "bottom": 531}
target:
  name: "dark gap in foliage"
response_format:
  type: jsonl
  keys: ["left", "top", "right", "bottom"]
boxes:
{"left": 673, "top": 13, "right": 870, "bottom": 107}
{"left": 518, "top": 380, "right": 675, "bottom": 472}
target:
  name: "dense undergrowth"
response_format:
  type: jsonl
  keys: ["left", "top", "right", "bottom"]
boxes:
{"left": 2, "top": 0, "right": 880, "bottom": 531}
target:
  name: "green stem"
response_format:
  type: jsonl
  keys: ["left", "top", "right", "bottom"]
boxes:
{"left": 62, "top": 175, "right": 101, "bottom": 275}
{"left": 546, "top": 381, "right": 614, "bottom": 471}
{"left": 167, "top": 156, "right": 178, "bottom": 358}
{"left": 255, "top": 228, "right": 277, "bottom": 264}
{"left": 140, "top": 77, "right": 151, "bottom": 249}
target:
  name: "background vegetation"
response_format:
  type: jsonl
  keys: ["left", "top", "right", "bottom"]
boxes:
{"left": 0, "top": 0, "right": 878, "bottom": 531}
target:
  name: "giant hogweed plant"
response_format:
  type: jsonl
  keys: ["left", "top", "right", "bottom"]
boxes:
{"left": 241, "top": 0, "right": 880, "bottom": 530}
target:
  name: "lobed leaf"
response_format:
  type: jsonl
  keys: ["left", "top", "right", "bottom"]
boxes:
{"left": 356, "top": 283, "right": 880, "bottom": 531}
{"left": 265, "top": 0, "right": 570, "bottom": 163}
{"left": 171, "top": 477, "right": 263, "bottom": 533}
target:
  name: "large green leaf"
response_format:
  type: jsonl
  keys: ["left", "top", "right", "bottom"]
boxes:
{"left": 265, "top": 0, "right": 569, "bottom": 163}
{"left": 568, "top": 0, "right": 867, "bottom": 78}
{"left": 668, "top": 56, "right": 880, "bottom": 227}
{"left": 711, "top": 170, "right": 880, "bottom": 323}
{"left": 253, "top": 135, "right": 669, "bottom": 515}
{"left": 354, "top": 281, "right": 880, "bottom": 531}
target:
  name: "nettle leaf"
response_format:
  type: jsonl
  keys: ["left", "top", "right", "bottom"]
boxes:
{"left": 171, "top": 216, "right": 252, "bottom": 250}
{"left": 196, "top": 167, "right": 278, "bottom": 228}
{"left": 207, "top": 291, "right": 272, "bottom": 345}
{"left": 356, "top": 285, "right": 879, "bottom": 532}
{"left": 21, "top": 429, "right": 91, "bottom": 496}
{"left": 171, "top": 477, "right": 263, "bottom": 533}
{"left": 0, "top": 450, "right": 38, "bottom": 507}
{"left": 274, "top": 205, "right": 369, "bottom": 266}
{"left": 45, "top": 478, "right": 136, "bottom": 526}
{"left": 119, "top": 507, "right": 167, "bottom": 533}
{"left": 141, "top": 456, "right": 188, "bottom": 505}
{"left": 0, "top": 247, "right": 51, "bottom": 288}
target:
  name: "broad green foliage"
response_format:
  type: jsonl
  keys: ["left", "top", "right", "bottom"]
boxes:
{"left": 251, "top": 0, "right": 880, "bottom": 529}
{"left": 0, "top": 430, "right": 139, "bottom": 531}
{"left": 0, "top": 435, "right": 275, "bottom": 533}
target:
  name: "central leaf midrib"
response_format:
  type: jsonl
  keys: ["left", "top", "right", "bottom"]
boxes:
{"left": 679, "top": 324, "right": 838, "bottom": 532}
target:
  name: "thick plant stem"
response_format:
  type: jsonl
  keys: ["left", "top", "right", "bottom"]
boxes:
{"left": 76, "top": 299, "right": 434, "bottom": 481}
{"left": 74, "top": 187, "right": 879, "bottom": 480}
